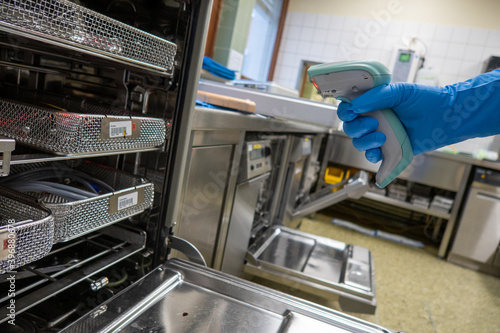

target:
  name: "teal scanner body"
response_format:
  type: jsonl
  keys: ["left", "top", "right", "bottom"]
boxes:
{"left": 307, "top": 60, "right": 413, "bottom": 188}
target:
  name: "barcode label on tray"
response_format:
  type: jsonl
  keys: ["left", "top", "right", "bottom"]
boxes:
{"left": 109, "top": 121, "right": 133, "bottom": 138}
{"left": 0, "top": 228, "right": 16, "bottom": 262}
{"left": 117, "top": 192, "right": 138, "bottom": 211}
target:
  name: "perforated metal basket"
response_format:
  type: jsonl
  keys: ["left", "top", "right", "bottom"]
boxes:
{"left": 0, "top": 0, "right": 177, "bottom": 73}
{"left": 0, "top": 97, "right": 169, "bottom": 155}
{"left": 7, "top": 161, "right": 154, "bottom": 242}
{"left": 0, "top": 187, "right": 54, "bottom": 274}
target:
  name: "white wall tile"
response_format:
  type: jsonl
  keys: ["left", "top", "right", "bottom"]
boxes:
{"left": 429, "top": 41, "right": 448, "bottom": 58}
{"left": 380, "top": 50, "right": 393, "bottom": 66}
{"left": 366, "top": 48, "right": 382, "bottom": 61}
{"left": 299, "top": 27, "right": 314, "bottom": 41}
{"left": 302, "top": 13, "right": 317, "bottom": 28}
{"left": 459, "top": 61, "right": 481, "bottom": 78}
{"left": 425, "top": 57, "right": 445, "bottom": 71}
{"left": 482, "top": 46, "right": 500, "bottom": 60}
{"left": 434, "top": 25, "right": 453, "bottom": 42}
{"left": 316, "top": 14, "right": 330, "bottom": 29}
{"left": 343, "top": 16, "right": 360, "bottom": 32}
{"left": 386, "top": 21, "right": 404, "bottom": 37}
{"left": 467, "top": 28, "right": 489, "bottom": 46}
{"left": 446, "top": 43, "right": 466, "bottom": 60}
{"left": 297, "top": 41, "right": 312, "bottom": 56}
{"left": 382, "top": 36, "right": 401, "bottom": 50}
{"left": 309, "top": 42, "right": 325, "bottom": 58}
{"left": 322, "top": 44, "right": 338, "bottom": 60}
{"left": 287, "top": 12, "right": 304, "bottom": 27}
{"left": 463, "top": 45, "right": 484, "bottom": 62}
{"left": 313, "top": 29, "right": 328, "bottom": 43}
{"left": 282, "top": 39, "right": 298, "bottom": 53}
{"left": 402, "top": 22, "right": 421, "bottom": 38}
{"left": 325, "top": 30, "right": 342, "bottom": 44}
{"left": 329, "top": 15, "right": 345, "bottom": 31}
{"left": 485, "top": 29, "right": 500, "bottom": 47}
{"left": 418, "top": 24, "right": 436, "bottom": 41}
{"left": 340, "top": 31, "right": 356, "bottom": 45}
{"left": 282, "top": 25, "right": 290, "bottom": 40}
{"left": 281, "top": 53, "right": 295, "bottom": 67}
{"left": 287, "top": 26, "right": 301, "bottom": 41}
{"left": 440, "top": 74, "right": 458, "bottom": 86}
{"left": 451, "top": 27, "right": 471, "bottom": 44}
{"left": 442, "top": 59, "right": 461, "bottom": 75}
{"left": 365, "top": 35, "right": 384, "bottom": 50}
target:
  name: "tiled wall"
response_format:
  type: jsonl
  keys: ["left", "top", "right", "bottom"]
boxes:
{"left": 274, "top": 11, "right": 500, "bottom": 155}
{"left": 274, "top": 12, "right": 500, "bottom": 89}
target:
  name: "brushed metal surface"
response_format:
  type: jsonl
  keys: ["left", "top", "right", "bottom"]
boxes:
{"left": 450, "top": 182, "right": 500, "bottom": 265}
{"left": 176, "top": 145, "right": 234, "bottom": 267}
{"left": 221, "top": 172, "right": 270, "bottom": 276}
{"left": 328, "top": 133, "right": 467, "bottom": 192}
{"left": 62, "top": 259, "right": 393, "bottom": 333}
{"left": 245, "top": 226, "right": 376, "bottom": 314}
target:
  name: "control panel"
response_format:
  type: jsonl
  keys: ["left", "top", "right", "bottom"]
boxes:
{"left": 239, "top": 140, "right": 272, "bottom": 181}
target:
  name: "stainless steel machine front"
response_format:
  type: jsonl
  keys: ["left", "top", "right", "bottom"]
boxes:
{"left": 448, "top": 167, "right": 500, "bottom": 276}
{"left": 221, "top": 140, "right": 272, "bottom": 276}
{"left": 206, "top": 131, "right": 375, "bottom": 314}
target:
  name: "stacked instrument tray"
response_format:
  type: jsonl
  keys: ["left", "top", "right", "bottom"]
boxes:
{"left": 0, "top": 0, "right": 177, "bottom": 74}
{"left": 4, "top": 161, "right": 154, "bottom": 242}
{"left": 0, "top": 97, "right": 169, "bottom": 155}
{"left": 0, "top": 187, "right": 54, "bottom": 274}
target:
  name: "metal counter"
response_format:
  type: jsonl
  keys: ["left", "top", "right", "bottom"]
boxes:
{"left": 192, "top": 106, "right": 332, "bottom": 134}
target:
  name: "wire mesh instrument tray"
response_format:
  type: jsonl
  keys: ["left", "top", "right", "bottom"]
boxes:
{"left": 0, "top": 97, "right": 168, "bottom": 156}
{"left": 4, "top": 161, "right": 154, "bottom": 242}
{"left": 0, "top": 187, "right": 54, "bottom": 274}
{"left": 0, "top": 0, "right": 177, "bottom": 74}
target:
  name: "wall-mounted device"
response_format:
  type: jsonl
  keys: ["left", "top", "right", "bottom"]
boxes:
{"left": 308, "top": 60, "right": 413, "bottom": 188}
{"left": 390, "top": 48, "right": 424, "bottom": 83}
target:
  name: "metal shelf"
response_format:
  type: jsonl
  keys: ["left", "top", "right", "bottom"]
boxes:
{"left": 0, "top": 148, "right": 161, "bottom": 166}
{"left": 0, "top": 225, "right": 146, "bottom": 325}
{"left": 363, "top": 192, "right": 451, "bottom": 219}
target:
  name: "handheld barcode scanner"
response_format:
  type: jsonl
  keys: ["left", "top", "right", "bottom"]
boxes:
{"left": 308, "top": 60, "right": 413, "bottom": 188}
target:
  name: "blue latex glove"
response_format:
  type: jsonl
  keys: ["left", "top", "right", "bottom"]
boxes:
{"left": 337, "top": 69, "right": 500, "bottom": 163}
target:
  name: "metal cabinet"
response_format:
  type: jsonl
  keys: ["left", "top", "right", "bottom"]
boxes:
{"left": 448, "top": 168, "right": 500, "bottom": 276}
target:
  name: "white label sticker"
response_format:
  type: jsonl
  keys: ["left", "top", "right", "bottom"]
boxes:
{"left": 109, "top": 121, "right": 132, "bottom": 138}
{"left": 117, "top": 192, "right": 138, "bottom": 211}
{"left": 0, "top": 229, "right": 16, "bottom": 262}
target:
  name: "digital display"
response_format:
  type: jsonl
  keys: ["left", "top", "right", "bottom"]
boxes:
{"left": 399, "top": 53, "right": 411, "bottom": 62}
{"left": 250, "top": 148, "right": 264, "bottom": 160}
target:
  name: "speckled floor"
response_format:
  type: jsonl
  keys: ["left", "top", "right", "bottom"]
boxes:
{"left": 252, "top": 213, "right": 500, "bottom": 333}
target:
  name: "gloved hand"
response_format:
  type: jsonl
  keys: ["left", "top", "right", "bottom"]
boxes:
{"left": 337, "top": 69, "right": 500, "bottom": 163}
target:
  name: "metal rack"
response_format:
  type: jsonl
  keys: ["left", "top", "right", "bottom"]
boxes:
{"left": 0, "top": 0, "right": 177, "bottom": 74}
{"left": 0, "top": 225, "right": 146, "bottom": 325}
{"left": 0, "top": 1, "right": 183, "bottom": 329}
{"left": 0, "top": 97, "right": 168, "bottom": 156}
{"left": 0, "top": 187, "right": 54, "bottom": 274}
{"left": 4, "top": 161, "right": 155, "bottom": 242}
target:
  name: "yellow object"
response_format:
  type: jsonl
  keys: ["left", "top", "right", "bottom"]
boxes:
{"left": 324, "top": 167, "right": 344, "bottom": 185}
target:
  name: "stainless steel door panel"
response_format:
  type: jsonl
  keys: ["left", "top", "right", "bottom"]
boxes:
{"left": 245, "top": 226, "right": 376, "bottom": 314}
{"left": 257, "top": 230, "right": 316, "bottom": 271}
{"left": 303, "top": 242, "right": 346, "bottom": 283}
{"left": 177, "top": 145, "right": 234, "bottom": 267}
{"left": 62, "top": 259, "right": 393, "bottom": 333}
{"left": 450, "top": 183, "right": 500, "bottom": 264}
{"left": 221, "top": 172, "right": 270, "bottom": 276}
